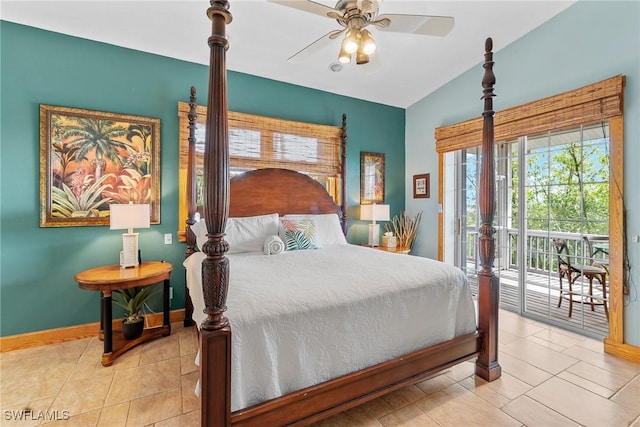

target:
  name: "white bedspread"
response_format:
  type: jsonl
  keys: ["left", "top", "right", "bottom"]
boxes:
{"left": 184, "top": 244, "right": 476, "bottom": 411}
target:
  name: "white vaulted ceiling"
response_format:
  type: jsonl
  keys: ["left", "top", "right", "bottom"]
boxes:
{"left": 1, "top": 0, "right": 575, "bottom": 108}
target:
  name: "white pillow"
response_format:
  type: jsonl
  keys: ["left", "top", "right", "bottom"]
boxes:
{"left": 191, "top": 219, "right": 208, "bottom": 253}
{"left": 282, "top": 213, "right": 347, "bottom": 247}
{"left": 191, "top": 213, "right": 280, "bottom": 254}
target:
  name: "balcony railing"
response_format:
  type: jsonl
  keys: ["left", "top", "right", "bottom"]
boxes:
{"left": 464, "top": 228, "right": 610, "bottom": 336}
{"left": 464, "top": 228, "right": 608, "bottom": 275}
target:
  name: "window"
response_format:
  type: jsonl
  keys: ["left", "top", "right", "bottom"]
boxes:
{"left": 177, "top": 104, "right": 344, "bottom": 240}
{"left": 273, "top": 133, "right": 319, "bottom": 163}
{"left": 229, "top": 128, "right": 261, "bottom": 159}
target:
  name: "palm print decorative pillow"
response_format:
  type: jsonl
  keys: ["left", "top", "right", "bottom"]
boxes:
{"left": 280, "top": 219, "right": 319, "bottom": 251}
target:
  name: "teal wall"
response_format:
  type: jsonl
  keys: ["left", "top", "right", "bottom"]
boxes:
{"left": 0, "top": 21, "right": 405, "bottom": 337}
{"left": 405, "top": 1, "right": 640, "bottom": 345}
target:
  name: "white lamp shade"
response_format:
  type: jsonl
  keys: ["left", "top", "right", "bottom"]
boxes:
{"left": 110, "top": 204, "right": 150, "bottom": 268}
{"left": 110, "top": 204, "right": 150, "bottom": 230}
{"left": 360, "top": 204, "right": 390, "bottom": 222}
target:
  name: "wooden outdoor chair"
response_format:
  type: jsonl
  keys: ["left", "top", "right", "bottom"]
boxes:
{"left": 583, "top": 235, "right": 610, "bottom": 272}
{"left": 551, "top": 239, "right": 608, "bottom": 320}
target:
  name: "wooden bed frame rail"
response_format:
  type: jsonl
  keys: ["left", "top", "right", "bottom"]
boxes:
{"left": 195, "top": 1, "right": 500, "bottom": 425}
{"left": 233, "top": 332, "right": 482, "bottom": 426}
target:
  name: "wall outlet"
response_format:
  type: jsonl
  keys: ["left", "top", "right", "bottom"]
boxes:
{"left": 164, "top": 233, "right": 172, "bottom": 245}
{"left": 632, "top": 235, "right": 639, "bottom": 243}
{"left": 169, "top": 286, "right": 173, "bottom": 300}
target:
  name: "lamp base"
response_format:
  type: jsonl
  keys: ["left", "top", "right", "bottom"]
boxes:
{"left": 120, "top": 233, "right": 139, "bottom": 268}
{"left": 368, "top": 223, "right": 380, "bottom": 247}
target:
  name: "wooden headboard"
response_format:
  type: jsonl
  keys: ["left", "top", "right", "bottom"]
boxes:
{"left": 229, "top": 168, "right": 344, "bottom": 224}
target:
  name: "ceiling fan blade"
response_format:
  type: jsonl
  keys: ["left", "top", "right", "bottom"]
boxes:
{"left": 375, "top": 14, "right": 454, "bottom": 36}
{"left": 268, "top": 0, "right": 338, "bottom": 19}
{"left": 287, "top": 29, "right": 343, "bottom": 63}
{"left": 358, "top": 0, "right": 382, "bottom": 15}
{"left": 328, "top": 28, "right": 345, "bottom": 39}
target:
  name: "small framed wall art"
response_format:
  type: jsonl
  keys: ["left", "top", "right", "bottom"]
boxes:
{"left": 413, "top": 173, "right": 430, "bottom": 199}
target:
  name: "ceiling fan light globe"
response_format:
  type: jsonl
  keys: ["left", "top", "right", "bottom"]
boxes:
{"left": 356, "top": 51, "right": 370, "bottom": 65}
{"left": 345, "top": 41, "right": 358, "bottom": 54}
{"left": 343, "top": 29, "right": 359, "bottom": 54}
{"left": 360, "top": 29, "right": 376, "bottom": 54}
{"left": 338, "top": 46, "right": 351, "bottom": 64}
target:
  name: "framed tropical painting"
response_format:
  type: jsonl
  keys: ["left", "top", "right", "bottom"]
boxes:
{"left": 39, "top": 105, "right": 161, "bottom": 227}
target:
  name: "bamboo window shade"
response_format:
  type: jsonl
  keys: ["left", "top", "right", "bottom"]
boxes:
{"left": 178, "top": 103, "right": 344, "bottom": 231}
{"left": 227, "top": 112, "right": 342, "bottom": 177}
{"left": 435, "top": 75, "right": 625, "bottom": 153}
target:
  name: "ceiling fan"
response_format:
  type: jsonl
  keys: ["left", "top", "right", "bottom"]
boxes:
{"left": 269, "top": 0, "right": 454, "bottom": 65}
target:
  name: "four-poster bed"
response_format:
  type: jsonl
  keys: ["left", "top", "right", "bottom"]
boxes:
{"left": 186, "top": 1, "right": 500, "bottom": 425}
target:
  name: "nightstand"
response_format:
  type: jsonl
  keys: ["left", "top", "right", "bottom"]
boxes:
{"left": 74, "top": 261, "right": 173, "bottom": 366}
{"left": 363, "top": 245, "right": 411, "bottom": 254}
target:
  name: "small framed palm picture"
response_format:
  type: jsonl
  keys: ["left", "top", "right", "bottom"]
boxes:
{"left": 413, "top": 173, "right": 430, "bottom": 199}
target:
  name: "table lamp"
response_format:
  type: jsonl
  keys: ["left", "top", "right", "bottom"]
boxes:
{"left": 110, "top": 203, "right": 150, "bottom": 268}
{"left": 360, "top": 203, "right": 390, "bottom": 247}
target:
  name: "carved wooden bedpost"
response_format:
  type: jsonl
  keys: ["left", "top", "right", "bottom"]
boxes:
{"left": 186, "top": 86, "right": 199, "bottom": 259}
{"left": 184, "top": 86, "right": 198, "bottom": 327}
{"left": 475, "top": 37, "right": 502, "bottom": 382}
{"left": 340, "top": 113, "right": 348, "bottom": 233}
{"left": 200, "top": 1, "right": 232, "bottom": 426}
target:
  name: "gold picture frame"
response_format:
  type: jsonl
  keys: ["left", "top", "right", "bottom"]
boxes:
{"left": 360, "top": 151, "right": 385, "bottom": 204}
{"left": 39, "top": 104, "right": 161, "bottom": 227}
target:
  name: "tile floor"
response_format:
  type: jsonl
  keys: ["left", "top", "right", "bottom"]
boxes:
{"left": 1, "top": 310, "right": 639, "bottom": 426}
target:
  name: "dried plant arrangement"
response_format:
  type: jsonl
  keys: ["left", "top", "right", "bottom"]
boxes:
{"left": 384, "top": 211, "right": 423, "bottom": 250}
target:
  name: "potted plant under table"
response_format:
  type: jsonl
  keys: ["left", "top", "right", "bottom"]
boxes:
{"left": 113, "top": 286, "right": 158, "bottom": 340}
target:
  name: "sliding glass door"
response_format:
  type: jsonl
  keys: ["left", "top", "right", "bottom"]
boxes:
{"left": 452, "top": 123, "right": 610, "bottom": 337}
{"left": 521, "top": 125, "right": 609, "bottom": 336}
